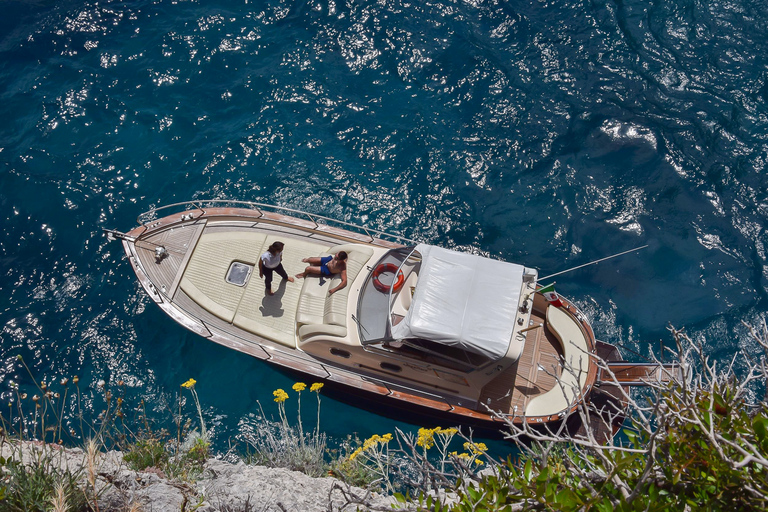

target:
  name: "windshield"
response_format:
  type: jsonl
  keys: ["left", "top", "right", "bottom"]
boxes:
{"left": 356, "top": 247, "right": 417, "bottom": 343}
{"left": 356, "top": 245, "right": 500, "bottom": 373}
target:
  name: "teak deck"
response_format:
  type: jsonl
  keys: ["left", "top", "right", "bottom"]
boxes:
{"left": 479, "top": 312, "right": 563, "bottom": 415}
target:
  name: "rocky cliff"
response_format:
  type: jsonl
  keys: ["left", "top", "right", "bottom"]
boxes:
{"left": 1, "top": 442, "right": 395, "bottom": 511}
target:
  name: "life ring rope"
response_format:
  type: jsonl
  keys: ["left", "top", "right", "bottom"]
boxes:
{"left": 372, "top": 263, "right": 405, "bottom": 293}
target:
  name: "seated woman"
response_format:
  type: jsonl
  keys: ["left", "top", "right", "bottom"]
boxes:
{"left": 295, "top": 251, "right": 348, "bottom": 295}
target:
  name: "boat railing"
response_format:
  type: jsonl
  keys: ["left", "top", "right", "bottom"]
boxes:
{"left": 136, "top": 200, "right": 419, "bottom": 245}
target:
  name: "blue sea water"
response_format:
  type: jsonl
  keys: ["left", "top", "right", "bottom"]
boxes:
{"left": 1, "top": 0, "right": 767, "bottom": 458}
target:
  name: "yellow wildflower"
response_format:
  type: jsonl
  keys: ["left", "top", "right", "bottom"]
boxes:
{"left": 362, "top": 434, "right": 381, "bottom": 450}
{"left": 273, "top": 389, "right": 289, "bottom": 403}
{"left": 350, "top": 433, "right": 391, "bottom": 461}
{"left": 292, "top": 382, "right": 307, "bottom": 392}
{"left": 417, "top": 427, "right": 437, "bottom": 449}
{"left": 349, "top": 446, "right": 364, "bottom": 461}
{"left": 474, "top": 459, "right": 484, "bottom": 465}
{"left": 463, "top": 441, "right": 488, "bottom": 455}
{"left": 181, "top": 378, "right": 197, "bottom": 389}
{"left": 435, "top": 427, "right": 458, "bottom": 436}
{"left": 310, "top": 382, "right": 324, "bottom": 392}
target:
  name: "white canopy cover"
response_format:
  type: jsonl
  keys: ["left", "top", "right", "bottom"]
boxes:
{"left": 391, "top": 244, "right": 529, "bottom": 361}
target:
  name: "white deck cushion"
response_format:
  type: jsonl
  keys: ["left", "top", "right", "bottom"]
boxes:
{"left": 296, "top": 244, "right": 374, "bottom": 339}
{"left": 298, "top": 323, "right": 348, "bottom": 340}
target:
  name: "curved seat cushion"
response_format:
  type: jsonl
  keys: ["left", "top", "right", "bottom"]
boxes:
{"left": 546, "top": 305, "right": 589, "bottom": 386}
{"left": 524, "top": 305, "right": 590, "bottom": 417}
{"left": 298, "top": 323, "right": 347, "bottom": 340}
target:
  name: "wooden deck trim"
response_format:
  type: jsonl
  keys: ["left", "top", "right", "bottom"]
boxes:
{"left": 169, "top": 220, "right": 207, "bottom": 300}
{"left": 478, "top": 314, "right": 565, "bottom": 417}
{"left": 129, "top": 207, "right": 404, "bottom": 247}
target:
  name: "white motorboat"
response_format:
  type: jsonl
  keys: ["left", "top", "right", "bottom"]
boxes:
{"left": 109, "top": 201, "right": 674, "bottom": 438}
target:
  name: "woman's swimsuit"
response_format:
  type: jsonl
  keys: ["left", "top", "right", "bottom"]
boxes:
{"left": 319, "top": 255, "right": 333, "bottom": 276}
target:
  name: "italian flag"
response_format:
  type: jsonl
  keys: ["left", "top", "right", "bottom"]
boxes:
{"left": 539, "top": 283, "right": 563, "bottom": 308}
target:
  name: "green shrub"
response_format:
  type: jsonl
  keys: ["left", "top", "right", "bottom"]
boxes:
{"left": 438, "top": 324, "right": 768, "bottom": 512}
{"left": 243, "top": 383, "right": 328, "bottom": 478}
{"left": 327, "top": 435, "right": 380, "bottom": 488}
{"left": 0, "top": 444, "right": 90, "bottom": 512}
{"left": 123, "top": 436, "right": 169, "bottom": 471}
{"left": 182, "top": 432, "right": 211, "bottom": 468}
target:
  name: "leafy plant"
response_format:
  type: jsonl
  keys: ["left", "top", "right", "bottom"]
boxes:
{"left": 182, "top": 431, "right": 211, "bottom": 467}
{"left": 327, "top": 435, "right": 381, "bottom": 488}
{"left": 433, "top": 322, "right": 768, "bottom": 512}
{"left": 178, "top": 378, "right": 211, "bottom": 470}
{"left": 0, "top": 442, "right": 90, "bottom": 512}
{"left": 242, "top": 382, "right": 327, "bottom": 477}
{"left": 123, "top": 436, "right": 169, "bottom": 471}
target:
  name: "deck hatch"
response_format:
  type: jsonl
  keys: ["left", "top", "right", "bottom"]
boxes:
{"left": 226, "top": 262, "right": 253, "bottom": 287}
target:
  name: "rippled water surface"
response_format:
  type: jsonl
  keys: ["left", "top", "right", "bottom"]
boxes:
{"left": 1, "top": 0, "right": 767, "bottom": 454}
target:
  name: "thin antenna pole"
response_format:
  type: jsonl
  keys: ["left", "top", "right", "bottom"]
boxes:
{"left": 538, "top": 244, "right": 648, "bottom": 281}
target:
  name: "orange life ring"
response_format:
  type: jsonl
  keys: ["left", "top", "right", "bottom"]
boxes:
{"left": 372, "top": 263, "right": 405, "bottom": 293}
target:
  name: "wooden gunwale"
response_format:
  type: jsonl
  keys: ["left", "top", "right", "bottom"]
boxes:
{"left": 123, "top": 206, "right": 600, "bottom": 428}
{"left": 129, "top": 208, "right": 404, "bottom": 251}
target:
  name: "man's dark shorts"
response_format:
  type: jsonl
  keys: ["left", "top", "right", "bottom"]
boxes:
{"left": 319, "top": 255, "right": 333, "bottom": 276}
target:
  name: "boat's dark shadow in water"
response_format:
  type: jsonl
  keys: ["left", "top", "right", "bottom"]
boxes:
{"left": 267, "top": 364, "right": 514, "bottom": 441}
{"left": 270, "top": 362, "right": 626, "bottom": 452}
